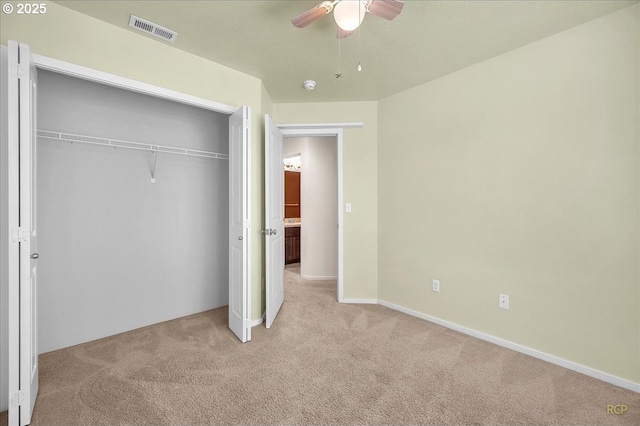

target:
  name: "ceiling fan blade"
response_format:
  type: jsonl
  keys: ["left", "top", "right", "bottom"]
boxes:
{"left": 292, "top": 1, "right": 333, "bottom": 28}
{"left": 367, "top": 0, "right": 404, "bottom": 21}
{"left": 337, "top": 27, "right": 355, "bottom": 39}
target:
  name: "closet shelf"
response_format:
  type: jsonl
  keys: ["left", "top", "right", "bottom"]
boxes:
{"left": 37, "top": 130, "right": 229, "bottom": 160}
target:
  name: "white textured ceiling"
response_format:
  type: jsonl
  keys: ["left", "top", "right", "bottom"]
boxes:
{"left": 54, "top": 0, "right": 637, "bottom": 103}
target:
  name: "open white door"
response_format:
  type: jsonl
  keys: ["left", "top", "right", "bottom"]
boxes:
{"left": 8, "top": 41, "right": 39, "bottom": 426}
{"left": 228, "top": 106, "right": 251, "bottom": 342}
{"left": 264, "top": 115, "right": 284, "bottom": 329}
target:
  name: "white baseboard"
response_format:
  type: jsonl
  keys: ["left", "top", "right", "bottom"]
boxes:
{"left": 342, "top": 298, "right": 378, "bottom": 304}
{"left": 301, "top": 274, "right": 337, "bottom": 281}
{"left": 248, "top": 314, "right": 265, "bottom": 328}
{"left": 378, "top": 299, "right": 640, "bottom": 393}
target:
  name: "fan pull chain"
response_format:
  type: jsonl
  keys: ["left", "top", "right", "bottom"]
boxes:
{"left": 336, "top": 32, "right": 343, "bottom": 79}
{"left": 358, "top": 1, "right": 362, "bottom": 72}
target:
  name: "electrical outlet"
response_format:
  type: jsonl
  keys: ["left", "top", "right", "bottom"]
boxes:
{"left": 499, "top": 294, "right": 509, "bottom": 310}
{"left": 432, "top": 279, "right": 440, "bottom": 292}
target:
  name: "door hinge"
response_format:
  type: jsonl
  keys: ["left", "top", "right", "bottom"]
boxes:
{"left": 10, "top": 390, "right": 24, "bottom": 407}
{"left": 15, "top": 63, "right": 27, "bottom": 79}
{"left": 11, "top": 227, "right": 28, "bottom": 243}
{"left": 244, "top": 219, "right": 251, "bottom": 229}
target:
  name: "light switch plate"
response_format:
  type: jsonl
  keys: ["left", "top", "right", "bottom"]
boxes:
{"left": 345, "top": 203, "right": 352, "bottom": 213}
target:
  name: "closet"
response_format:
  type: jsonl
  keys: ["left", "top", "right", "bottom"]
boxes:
{"left": 36, "top": 70, "right": 231, "bottom": 353}
{"left": 5, "top": 41, "right": 251, "bottom": 426}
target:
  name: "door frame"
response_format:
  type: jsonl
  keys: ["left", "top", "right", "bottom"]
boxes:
{"left": 32, "top": 54, "right": 237, "bottom": 115}
{"left": 277, "top": 123, "right": 362, "bottom": 303}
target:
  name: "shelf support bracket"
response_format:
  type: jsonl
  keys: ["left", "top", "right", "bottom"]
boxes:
{"left": 150, "top": 150, "right": 159, "bottom": 183}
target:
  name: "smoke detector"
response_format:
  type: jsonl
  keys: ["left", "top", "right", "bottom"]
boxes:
{"left": 303, "top": 80, "right": 316, "bottom": 91}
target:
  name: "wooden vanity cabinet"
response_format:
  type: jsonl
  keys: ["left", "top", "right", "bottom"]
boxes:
{"left": 285, "top": 226, "right": 300, "bottom": 264}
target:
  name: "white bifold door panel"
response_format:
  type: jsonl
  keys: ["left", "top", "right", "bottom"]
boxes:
{"left": 8, "top": 40, "right": 39, "bottom": 426}
{"left": 228, "top": 106, "right": 252, "bottom": 342}
{"left": 264, "top": 115, "right": 284, "bottom": 329}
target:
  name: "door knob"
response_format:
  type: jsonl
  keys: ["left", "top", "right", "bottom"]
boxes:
{"left": 30, "top": 253, "right": 39, "bottom": 259}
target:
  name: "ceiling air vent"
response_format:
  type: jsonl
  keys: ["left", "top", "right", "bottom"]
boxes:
{"left": 128, "top": 15, "right": 177, "bottom": 43}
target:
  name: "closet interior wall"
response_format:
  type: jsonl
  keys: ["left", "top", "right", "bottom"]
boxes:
{"left": 37, "top": 70, "right": 230, "bottom": 353}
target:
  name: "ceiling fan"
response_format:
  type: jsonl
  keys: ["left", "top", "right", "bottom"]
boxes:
{"left": 292, "top": 0, "right": 404, "bottom": 38}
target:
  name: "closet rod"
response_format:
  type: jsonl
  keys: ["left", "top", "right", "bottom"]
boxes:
{"left": 36, "top": 130, "right": 229, "bottom": 160}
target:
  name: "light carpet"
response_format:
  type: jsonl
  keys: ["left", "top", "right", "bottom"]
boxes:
{"left": 1, "top": 264, "right": 638, "bottom": 425}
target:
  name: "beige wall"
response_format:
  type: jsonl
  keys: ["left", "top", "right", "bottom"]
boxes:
{"left": 378, "top": 5, "right": 639, "bottom": 383}
{"left": 0, "top": 1, "right": 266, "bottom": 321}
{"left": 274, "top": 102, "right": 378, "bottom": 300}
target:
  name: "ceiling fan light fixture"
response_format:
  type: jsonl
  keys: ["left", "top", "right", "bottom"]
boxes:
{"left": 333, "top": 0, "right": 366, "bottom": 31}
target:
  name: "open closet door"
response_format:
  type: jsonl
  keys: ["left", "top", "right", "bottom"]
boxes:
{"left": 228, "top": 106, "right": 251, "bottom": 343}
{"left": 7, "top": 41, "right": 39, "bottom": 426}
{"left": 264, "top": 115, "right": 284, "bottom": 329}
